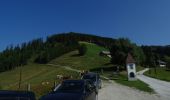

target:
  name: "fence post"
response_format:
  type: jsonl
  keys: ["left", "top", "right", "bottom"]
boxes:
{"left": 54, "top": 81, "right": 57, "bottom": 87}
{"left": 27, "top": 83, "right": 31, "bottom": 91}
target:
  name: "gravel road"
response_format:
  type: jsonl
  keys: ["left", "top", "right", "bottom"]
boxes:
{"left": 137, "top": 68, "right": 170, "bottom": 100}
{"left": 98, "top": 80, "right": 160, "bottom": 100}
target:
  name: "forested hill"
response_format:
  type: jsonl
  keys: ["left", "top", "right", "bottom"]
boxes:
{"left": 0, "top": 32, "right": 170, "bottom": 73}
{"left": 47, "top": 32, "right": 116, "bottom": 48}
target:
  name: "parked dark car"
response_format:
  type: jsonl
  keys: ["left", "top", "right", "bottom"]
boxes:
{"left": 82, "top": 72, "right": 102, "bottom": 93}
{"left": 40, "top": 80, "right": 97, "bottom": 100}
{"left": 0, "top": 90, "right": 36, "bottom": 100}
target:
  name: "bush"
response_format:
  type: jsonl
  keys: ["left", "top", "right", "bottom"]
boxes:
{"left": 78, "top": 44, "right": 87, "bottom": 56}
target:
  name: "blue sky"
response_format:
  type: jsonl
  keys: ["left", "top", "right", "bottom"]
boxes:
{"left": 0, "top": 0, "right": 170, "bottom": 51}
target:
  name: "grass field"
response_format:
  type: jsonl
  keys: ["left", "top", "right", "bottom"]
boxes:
{"left": 136, "top": 66, "right": 145, "bottom": 72}
{"left": 144, "top": 68, "right": 170, "bottom": 82}
{"left": 0, "top": 64, "right": 79, "bottom": 99}
{"left": 50, "top": 42, "right": 111, "bottom": 70}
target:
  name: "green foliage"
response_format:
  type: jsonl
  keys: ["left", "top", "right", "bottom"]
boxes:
{"left": 35, "top": 51, "right": 50, "bottom": 64}
{"left": 110, "top": 38, "right": 145, "bottom": 66}
{"left": 163, "top": 56, "right": 170, "bottom": 69}
{"left": 34, "top": 41, "right": 79, "bottom": 64}
{"left": 0, "top": 38, "right": 44, "bottom": 72}
{"left": 78, "top": 44, "right": 87, "bottom": 56}
{"left": 47, "top": 32, "right": 116, "bottom": 48}
{"left": 141, "top": 45, "right": 170, "bottom": 67}
{"left": 110, "top": 38, "right": 131, "bottom": 66}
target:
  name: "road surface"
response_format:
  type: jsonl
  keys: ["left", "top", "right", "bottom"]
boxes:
{"left": 98, "top": 80, "right": 160, "bottom": 100}
{"left": 137, "top": 68, "right": 170, "bottom": 100}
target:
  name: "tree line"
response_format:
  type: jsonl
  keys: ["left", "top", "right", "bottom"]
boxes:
{"left": 0, "top": 37, "right": 81, "bottom": 72}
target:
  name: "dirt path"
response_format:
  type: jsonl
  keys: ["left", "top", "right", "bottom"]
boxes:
{"left": 137, "top": 68, "right": 170, "bottom": 100}
{"left": 98, "top": 80, "right": 160, "bottom": 100}
{"left": 47, "top": 64, "right": 81, "bottom": 73}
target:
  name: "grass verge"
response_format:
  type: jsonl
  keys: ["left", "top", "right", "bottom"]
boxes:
{"left": 136, "top": 66, "right": 145, "bottom": 72}
{"left": 144, "top": 68, "right": 170, "bottom": 82}
{"left": 100, "top": 70, "right": 154, "bottom": 93}
{"left": 114, "top": 74, "right": 153, "bottom": 93}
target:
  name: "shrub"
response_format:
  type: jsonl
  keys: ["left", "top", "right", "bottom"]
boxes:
{"left": 78, "top": 44, "right": 87, "bottom": 56}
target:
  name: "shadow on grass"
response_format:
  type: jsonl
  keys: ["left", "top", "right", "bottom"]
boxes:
{"left": 90, "top": 65, "right": 125, "bottom": 72}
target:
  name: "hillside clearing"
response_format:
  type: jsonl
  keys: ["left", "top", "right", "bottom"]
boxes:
{"left": 49, "top": 42, "right": 110, "bottom": 70}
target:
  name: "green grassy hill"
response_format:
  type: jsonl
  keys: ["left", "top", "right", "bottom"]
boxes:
{"left": 0, "top": 42, "right": 110, "bottom": 98}
{"left": 49, "top": 42, "right": 111, "bottom": 70}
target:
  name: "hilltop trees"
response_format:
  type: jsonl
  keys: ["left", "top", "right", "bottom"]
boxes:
{"left": 34, "top": 41, "right": 80, "bottom": 64}
{"left": 0, "top": 38, "right": 44, "bottom": 71}
{"left": 47, "top": 32, "right": 116, "bottom": 49}
{"left": 141, "top": 46, "right": 170, "bottom": 67}
{"left": 110, "top": 38, "right": 145, "bottom": 66}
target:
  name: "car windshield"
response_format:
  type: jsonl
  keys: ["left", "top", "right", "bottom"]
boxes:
{"left": 56, "top": 81, "right": 84, "bottom": 93}
{"left": 83, "top": 75, "right": 96, "bottom": 82}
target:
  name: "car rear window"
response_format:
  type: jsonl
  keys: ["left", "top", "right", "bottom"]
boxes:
{"left": 83, "top": 75, "right": 96, "bottom": 82}
{"left": 57, "top": 82, "right": 84, "bottom": 93}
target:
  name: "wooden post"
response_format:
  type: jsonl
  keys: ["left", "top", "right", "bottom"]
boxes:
{"left": 54, "top": 81, "right": 57, "bottom": 87}
{"left": 101, "top": 68, "right": 103, "bottom": 74}
{"left": 27, "top": 83, "right": 31, "bottom": 91}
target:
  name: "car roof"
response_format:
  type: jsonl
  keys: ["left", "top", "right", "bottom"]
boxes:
{"left": 84, "top": 72, "right": 98, "bottom": 76}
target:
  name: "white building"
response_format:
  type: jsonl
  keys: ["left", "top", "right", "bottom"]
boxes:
{"left": 126, "top": 53, "right": 137, "bottom": 81}
{"left": 157, "top": 60, "right": 166, "bottom": 67}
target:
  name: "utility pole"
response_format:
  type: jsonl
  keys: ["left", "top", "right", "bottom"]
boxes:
{"left": 18, "top": 64, "right": 22, "bottom": 90}
{"left": 154, "top": 60, "right": 157, "bottom": 76}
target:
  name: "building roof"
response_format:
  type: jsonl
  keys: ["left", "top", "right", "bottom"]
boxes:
{"left": 100, "top": 51, "right": 110, "bottom": 55}
{"left": 126, "top": 53, "right": 135, "bottom": 64}
{"left": 157, "top": 60, "right": 166, "bottom": 64}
